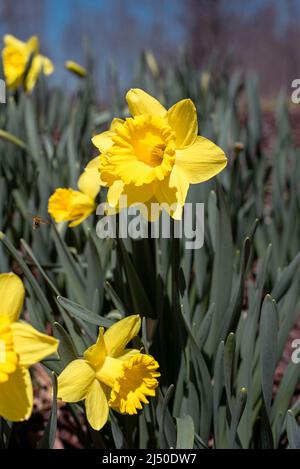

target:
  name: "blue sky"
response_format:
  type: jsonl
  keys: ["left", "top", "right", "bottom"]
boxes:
{"left": 0, "top": 0, "right": 299, "bottom": 92}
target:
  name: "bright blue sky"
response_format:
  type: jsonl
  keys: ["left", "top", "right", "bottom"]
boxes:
{"left": 0, "top": 0, "right": 300, "bottom": 92}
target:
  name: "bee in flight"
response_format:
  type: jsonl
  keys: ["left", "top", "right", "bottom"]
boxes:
{"left": 32, "top": 216, "right": 51, "bottom": 230}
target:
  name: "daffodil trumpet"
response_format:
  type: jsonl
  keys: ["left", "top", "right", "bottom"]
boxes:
{"left": 57, "top": 315, "right": 160, "bottom": 431}
{"left": 0, "top": 273, "right": 58, "bottom": 422}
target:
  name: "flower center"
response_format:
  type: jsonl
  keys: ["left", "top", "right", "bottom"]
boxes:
{"left": 99, "top": 115, "right": 176, "bottom": 186}
{"left": 112, "top": 115, "right": 176, "bottom": 168}
{"left": 0, "top": 316, "right": 19, "bottom": 383}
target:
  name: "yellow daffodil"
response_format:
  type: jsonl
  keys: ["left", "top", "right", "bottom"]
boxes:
{"left": 91, "top": 89, "right": 227, "bottom": 219}
{"left": 0, "top": 273, "right": 58, "bottom": 422}
{"left": 2, "top": 34, "right": 54, "bottom": 92}
{"left": 57, "top": 315, "right": 160, "bottom": 431}
{"left": 65, "top": 60, "right": 87, "bottom": 78}
{"left": 48, "top": 165, "right": 101, "bottom": 227}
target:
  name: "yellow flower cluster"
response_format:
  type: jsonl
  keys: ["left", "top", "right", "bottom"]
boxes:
{"left": 48, "top": 89, "right": 227, "bottom": 224}
{"left": 1, "top": 35, "right": 226, "bottom": 225}
{"left": 0, "top": 33, "right": 227, "bottom": 432}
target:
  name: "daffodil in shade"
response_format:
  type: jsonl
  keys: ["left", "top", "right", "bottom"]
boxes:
{"left": 58, "top": 315, "right": 160, "bottom": 431}
{"left": 0, "top": 273, "right": 58, "bottom": 422}
{"left": 2, "top": 35, "right": 54, "bottom": 92}
{"left": 48, "top": 166, "right": 101, "bottom": 227}
{"left": 91, "top": 89, "right": 227, "bottom": 219}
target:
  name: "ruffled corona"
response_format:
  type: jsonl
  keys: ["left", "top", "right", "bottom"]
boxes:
{"left": 58, "top": 315, "right": 160, "bottom": 431}
{"left": 109, "top": 354, "right": 160, "bottom": 415}
{"left": 100, "top": 115, "right": 176, "bottom": 187}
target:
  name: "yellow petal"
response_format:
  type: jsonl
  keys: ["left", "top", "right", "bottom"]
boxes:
{"left": 26, "top": 36, "right": 39, "bottom": 54}
{"left": 169, "top": 165, "right": 190, "bottom": 206}
{"left": 84, "top": 328, "right": 107, "bottom": 368}
{"left": 92, "top": 130, "right": 115, "bottom": 153}
{"left": 139, "top": 197, "right": 162, "bottom": 222}
{"left": 41, "top": 55, "right": 54, "bottom": 75}
{"left": 107, "top": 180, "right": 154, "bottom": 208}
{"left": 77, "top": 169, "right": 101, "bottom": 200}
{"left": 175, "top": 136, "right": 227, "bottom": 184}
{"left": 107, "top": 180, "right": 124, "bottom": 207}
{"left": 0, "top": 367, "right": 33, "bottom": 421}
{"left": 3, "top": 34, "right": 25, "bottom": 48}
{"left": 117, "top": 348, "right": 140, "bottom": 361}
{"left": 85, "top": 379, "right": 109, "bottom": 431}
{"left": 104, "top": 315, "right": 141, "bottom": 358}
{"left": 155, "top": 166, "right": 190, "bottom": 220}
{"left": 68, "top": 214, "right": 90, "bottom": 227}
{"left": 24, "top": 55, "right": 41, "bottom": 92}
{"left": 110, "top": 118, "right": 124, "bottom": 130}
{"left": 2, "top": 43, "right": 26, "bottom": 89}
{"left": 24, "top": 53, "right": 53, "bottom": 92}
{"left": 57, "top": 359, "right": 95, "bottom": 402}
{"left": 126, "top": 88, "right": 166, "bottom": 117}
{"left": 167, "top": 99, "right": 198, "bottom": 148}
{"left": 0, "top": 273, "right": 25, "bottom": 322}
{"left": 101, "top": 154, "right": 156, "bottom": 187}
{"left": 11, "top": 322, "right": 58, "bottom": 367}
{"left": 85, "top": 156, "right": 101, "bottom": 171}
{"left": 123, "top": 182, "right": 155, "bottom": 206}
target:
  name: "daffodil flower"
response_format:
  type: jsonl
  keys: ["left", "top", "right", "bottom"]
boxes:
{"left": 0, "top": 273, "right": 58, "bottom": 422}
{"left": 91, "top": 89, "right": 227, "bottom": 219}
{"left": 2, "top": 35, "right": 54, "bottom": 92}
{"left": 57, "top": 315, "right": 160, "bottom": 431}
{"left": 48, "top": 165, "right": 101, "bottom": 227}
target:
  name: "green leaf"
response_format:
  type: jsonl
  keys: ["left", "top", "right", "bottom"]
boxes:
{"left": 37, "top": 373, "right": 58, "bottom": 449}
{"left": 224, "top": 332, "right": 235, "bottom": 414}
{"left": 51, "top": 224, "right": 86, "bottom": 304}
{"left": 286, "top": 411, "right": 300, "bottom": 449}
{"left": 157, "top": 386, "right": 176, "bottom": 449}
{"left": 117, "top": 238, "right": 154, "bottom": 318}
{"left": 260, "top": 295, "right": 278, "bottom": 414}
{"left": 57, "top": 296, "right": 113, "bottom": 328}
{"left": 176, "top": 415, "right": 195, "bottom": 449}
{"left": 53, "top": 322, "right": 78, "bottom": 367}
{"left": 228, "top": 387, "right": 248, "bottom": 449}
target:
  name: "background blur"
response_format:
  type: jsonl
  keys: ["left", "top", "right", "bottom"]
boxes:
{"left": 1, "top": 0, "right": 300, "bottom": 101}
